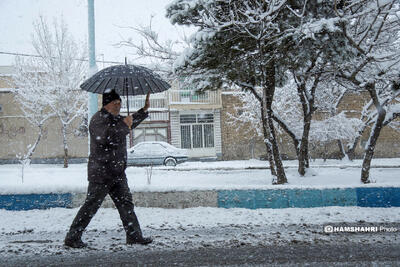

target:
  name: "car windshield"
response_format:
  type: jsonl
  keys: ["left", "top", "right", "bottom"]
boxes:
{"left": 130, "top": 142, "right": 182, "bottom": 153}
{"left": 158, "top": 142, "right": 176, "bottom": 149}
{"left": 132, "top": 143, "right": 145, "bottom": 151}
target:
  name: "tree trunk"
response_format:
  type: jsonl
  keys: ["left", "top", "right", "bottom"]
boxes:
{"left": 25, "top": 124, "right": 44, "bottom": 162}
{"left": 346, "top": 140, "right": 358, "bottom": 161}
{"left": 323, "top": 143, "right": 328, "bottom": 162}
{"left": 62, "top": 124, "right": 69, "bottom": 168}
{"left": 361, "top": 84, "right": 386, "bottom": 183}
{"left": 266, "top": 109, "right": 287, "bottom": 184}
{"left": 64, "top": 146, "right": 69, "bottom": 168}
{"left": 263, "top": 62, "right": 287, "bottom": 184}
{"left": 20, "top": 124, "right": 44, "bottom": 183}
{"left": 265, "top": 138, "right": 277, "bottom": 177}
{"left": 298, "top": 114, "right": 312, "bottom": 176}
{"left": 361, "top": 109, "right": 386, "bottom": 183}
{"left": 346, "top": 124, "right": 366, "bottom": 161}
{"left": 336, "top": 139, "right": 346, "bottom": 160}
{"left": 295, "top": 75, "right": 319, "bottom": 176}
{"left": 271, "top": 114, "right": 300, "bottom": 158}
{"left": 261, "top": 105, "right": 277, "bottom": 178}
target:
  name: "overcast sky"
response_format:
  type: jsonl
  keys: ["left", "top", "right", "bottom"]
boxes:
{"left": 0, "top": 0, "right": 190, "bottom": 67}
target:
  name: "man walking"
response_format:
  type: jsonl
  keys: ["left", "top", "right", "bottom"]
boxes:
{"left": 65, "top": 89, "right": 152, "bottom": 248}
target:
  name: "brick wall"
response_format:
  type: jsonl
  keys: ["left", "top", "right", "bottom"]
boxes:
{"left": 221, "top": 92, "right": 400, "bottom": 160}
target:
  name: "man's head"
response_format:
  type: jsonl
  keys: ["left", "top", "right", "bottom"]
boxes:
{"left": 103, "top": 90, "right": 122, "bottom": 115}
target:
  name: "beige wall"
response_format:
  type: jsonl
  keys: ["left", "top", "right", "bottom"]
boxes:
{"left": 336, "top": 92, "right": 400, "bottom": 158}
{"left": 0, "top": 76, "right": 12, "bottom": 88}
{"left": 220, "top": 93, "right": 400, "bottom": 160}
{"left": 220, "top": 94, "right": 266, "bottom": 160}
{"left": 0, "top": 90, "right": 88, "bottom": 162}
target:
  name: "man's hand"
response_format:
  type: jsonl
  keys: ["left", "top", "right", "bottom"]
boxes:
{"left": 143, "top": 92, "right": 151, "bottom": 112}
{"left": 123, "top": 115, "right": 133, "bottom": 128}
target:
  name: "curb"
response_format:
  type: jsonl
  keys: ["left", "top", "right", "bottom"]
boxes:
{"left": 147, "top": 165, "right": 400, "bottom": 171}
{"left": 1, "top": 187, "right": 400, "bottom": 211}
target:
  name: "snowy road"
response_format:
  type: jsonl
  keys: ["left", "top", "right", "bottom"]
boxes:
{"left": 3, "top": 242, "right": 400, "bottom": 266}
{"left": 1, "top": 206, "right": 400, "bottom": 265}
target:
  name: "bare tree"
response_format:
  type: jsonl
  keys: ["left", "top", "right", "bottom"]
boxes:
{"left": 115, "top": 17, "right": 191, "bottom": 81}
{"left": 333, "top": 0, "right": 400, "bottom": 183}
{"left": 11, "top": 16, "right": 87, "bottom": 168}
{"left": 9, "top": 57, "right": 54, "bottom": 181}
{"left": 228, "top": 77, "right": 362, "bottom": 167}
{"left": 30, "top": 16, "right": 88, "bottom": 168}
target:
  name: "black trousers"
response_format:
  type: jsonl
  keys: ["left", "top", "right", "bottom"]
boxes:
{"left": 66, "top": 178, "right": 142, "bottom": 241}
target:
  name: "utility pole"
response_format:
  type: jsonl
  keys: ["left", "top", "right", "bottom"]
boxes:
{"left": 87, "top": 0, "right": 98, "bottom": 152}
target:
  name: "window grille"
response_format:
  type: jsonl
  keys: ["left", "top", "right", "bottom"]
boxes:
{"left": 179, "top": 113, "right": 215, "bottom": 149}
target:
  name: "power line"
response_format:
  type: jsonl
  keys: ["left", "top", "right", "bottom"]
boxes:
{"left": 0, "top": 51, "right": 124, "bottom": 64}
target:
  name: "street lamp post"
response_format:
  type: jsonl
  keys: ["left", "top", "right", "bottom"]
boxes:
{"left": 87, "top": 0, "right": 98, "bottom": 152}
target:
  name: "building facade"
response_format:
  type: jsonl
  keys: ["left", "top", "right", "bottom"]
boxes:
{"left": 1, "top": 64, "right": 399, "bottom": 163}
{"left": 0, "top": 66, "right": 88, "bottom": 163}
{"left": 121, "top": 82, "right": 223, "bottom": 159}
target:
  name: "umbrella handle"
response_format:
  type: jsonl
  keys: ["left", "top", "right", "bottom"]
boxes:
{"left": 128, "top": 123, "right": 133, "bottom": 147}
{"left": 125, "top": 77, "right": 130, "bottom": 116}
{"left": 124, "top": 75, "right": 133, "bottom": 145}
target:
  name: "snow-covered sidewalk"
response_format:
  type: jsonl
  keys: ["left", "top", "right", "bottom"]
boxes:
{"left": 0, "top": 159, "right": 400, "bottom": 194}
{"left": 175, "top": 158, "right": 400, "bottom": 170}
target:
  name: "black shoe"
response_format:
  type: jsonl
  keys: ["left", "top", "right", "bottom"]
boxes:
{"left": 127, "top": 236, "right": 153, "bottom": 245}
{"left": 64, "top": 238, "right": 88, "bottom": 248}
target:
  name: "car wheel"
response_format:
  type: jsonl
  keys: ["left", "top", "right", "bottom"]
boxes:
{"left": 164, "top": 157, "right": 177, "bottom": 166}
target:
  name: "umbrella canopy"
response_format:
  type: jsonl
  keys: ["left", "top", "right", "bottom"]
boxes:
{"left": 80, "top": 64, "right": 170, "bottom": 96}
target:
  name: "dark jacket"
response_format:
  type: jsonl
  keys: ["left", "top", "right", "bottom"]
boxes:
{"left": 87, "top": 107, "right": 148, "bottom": 183}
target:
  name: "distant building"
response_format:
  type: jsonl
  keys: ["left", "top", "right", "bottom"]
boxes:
{"left": 121, "top": 80, "right": 223, "bottom": 159}
{"left": 219, "top": 91, "right": 400, "bottom": 160}
{"left": 0, "top": 66, "right": 88, "bottom": 163}
{"left": 1, "top": 65, "right": 399, "bottom": 163}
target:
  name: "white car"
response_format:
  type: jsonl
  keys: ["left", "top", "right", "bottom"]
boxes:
{"left": 127, "top": 141, "right": 189, "bottom": 166}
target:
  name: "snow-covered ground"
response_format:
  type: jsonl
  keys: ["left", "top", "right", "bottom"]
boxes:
{"left": 1, "top": 206, "right": 400, "bottom": 257}
{"left": 0, "top": 158, "right": 399, "bottom": 194}
{"left": 1, "top": 159, "right": 400, "bottom": 258}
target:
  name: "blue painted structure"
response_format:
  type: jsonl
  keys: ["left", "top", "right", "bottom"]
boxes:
{"left": 217, "top": 188, "right": 400, "bottom": 209}
{"left": 0, "top": 194, "right": 72, "bottom": 210}
{"left": 0, "top": 188, "right": 399, "bottom": 210}
{"left": 356, "top": 187, "right": 400, "bottom": 207}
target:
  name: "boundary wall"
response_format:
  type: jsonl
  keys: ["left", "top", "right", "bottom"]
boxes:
{"left": 1, "top": 188, "right": 400, "bottom": 210}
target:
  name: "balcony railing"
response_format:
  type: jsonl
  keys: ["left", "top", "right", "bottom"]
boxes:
{"left": 168, "top": 90, "right": 221, "bottom": 105}
{"left": 120, "top": 89, "right": 221, "bottom": 112}
{"left": 146, "top": 111, "right": 169, "bottom": 121}
{"left": 121, "top": 91, "right": 168, "bottom": 112}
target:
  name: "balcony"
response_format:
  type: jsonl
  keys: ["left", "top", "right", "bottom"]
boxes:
{"left": 121, "top": 92, "right": 168, "bottom": 112}
{"left": 146, "top": 111, "right": 169, "bottom": 121}
{"left": 168, "top": 90, "right": 221, "bottom": 107}
{"left": 120, "top": 89, "right": 222, "bottom": 113}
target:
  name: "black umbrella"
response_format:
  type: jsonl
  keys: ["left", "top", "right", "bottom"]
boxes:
{"left": 80, "top": 59, "right": 170, "bottom": 115}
